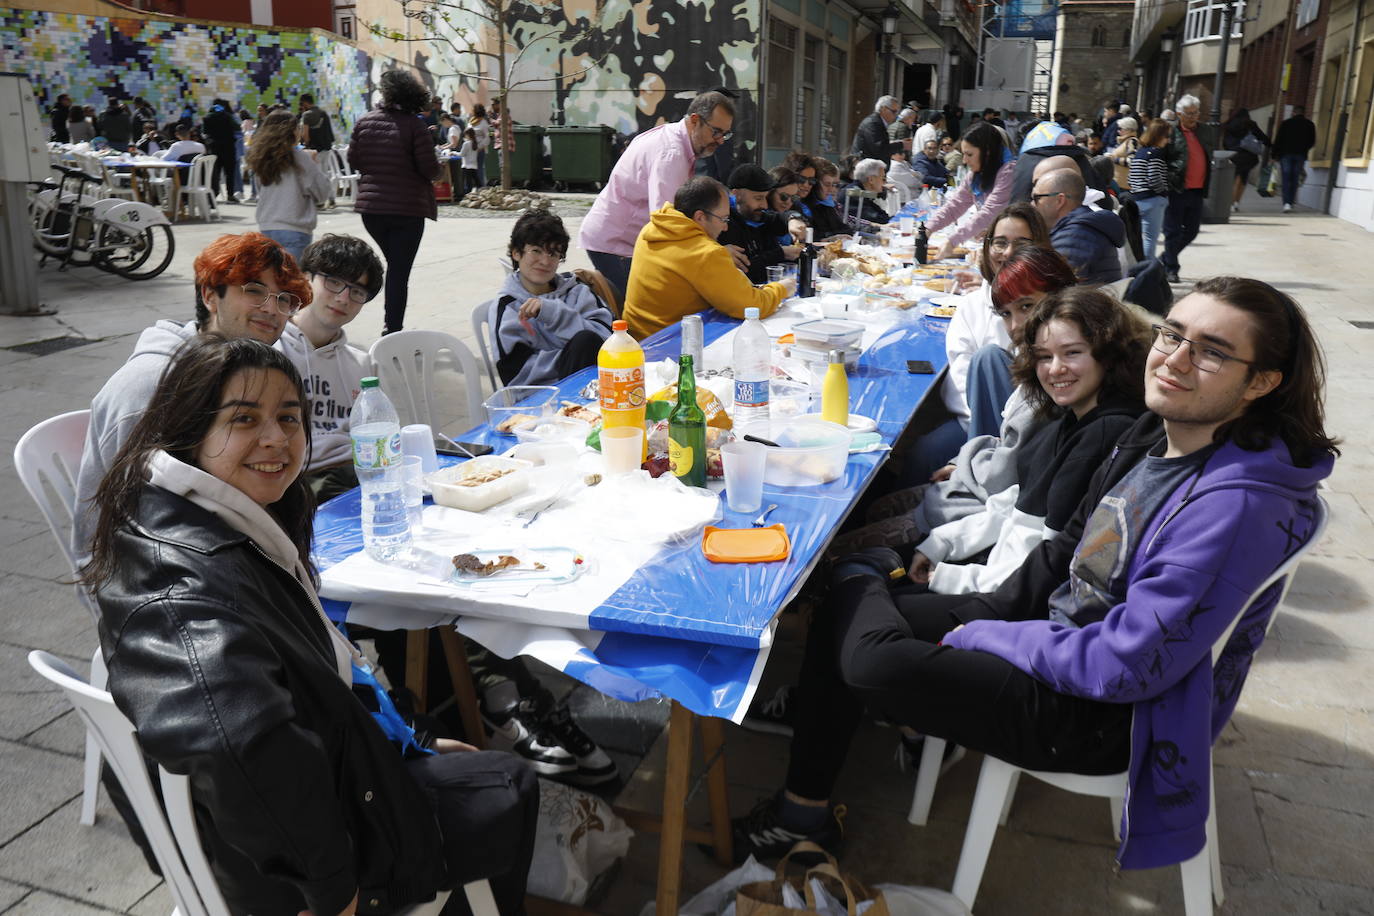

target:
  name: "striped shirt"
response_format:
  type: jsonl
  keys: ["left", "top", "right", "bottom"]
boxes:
{"left": 1129, "top": 147, "right": 1170, "bottom": 199}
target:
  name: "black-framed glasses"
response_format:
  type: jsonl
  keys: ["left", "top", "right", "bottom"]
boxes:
{"left": 1030, "top": 192, "right": 1063, "bottom": 203}
{"left": 797, "top": 176, "right": 816, "bottom": 186}
{"left": 241, "top": 282, "right": 302, "bottom": 315}
{"left": 1150, "top": 325, "right": 1255, "bottom": 373}
{"left": 773, "top": 191, "right": 795, "bottom": 204}
{"left": 702, "top": 209, "right": 730, "bottom": 224}
{"left": 317, "top": 274, "right": 369, "bottom": 305}
{"left": 705, "top": 122, "right": 734, "bottom": 142}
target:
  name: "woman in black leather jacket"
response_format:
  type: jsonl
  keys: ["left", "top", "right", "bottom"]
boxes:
{"left": 82, "top": 336, "right": 536, "bottom": 916}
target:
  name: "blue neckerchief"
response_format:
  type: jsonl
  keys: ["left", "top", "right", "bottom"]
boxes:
{"left": 729, "top": 193, "right": 738, "bottom": 209}
{"left": 352, "top": 659, "right": 434, "bottom": 756}
{"left": 777, "top": 234, "right": 794, "bottom": 246}
{"left": 795, "top": 200, "right": 813, "bottom": 219}
{"left": 815, "top": 196, "right": 836, "bottom": 208}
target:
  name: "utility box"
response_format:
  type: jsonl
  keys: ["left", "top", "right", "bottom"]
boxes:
{"left": 0, "top": 72, "right": 50, "bottom": 182}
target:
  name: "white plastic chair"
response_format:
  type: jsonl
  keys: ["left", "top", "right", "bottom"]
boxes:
{"left": 177, "top": 154, "right": 218, "bottom": 221}
{"left": 28, "top": 651, "right": 497, "bottom": 916}
{"left": 14, "top": 410, "right": 106, "bottom": 827}
{"left": 330, "top": 147, "right": 360, "bottom": 202}
{"left": 946, "top": 496, "right": 1329, "bottom": 914}
{"left": 369, "top": 330, "right": 486, "bottom": 435}
{"left": 471, "top": 301, "right": 499, "bottom": 391}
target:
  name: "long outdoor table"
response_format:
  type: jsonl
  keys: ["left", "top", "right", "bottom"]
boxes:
{"left": 313, "top": 301, "right": 951, "bottom": 915}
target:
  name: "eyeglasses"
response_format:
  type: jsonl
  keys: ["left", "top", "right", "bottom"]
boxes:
{"left": 702, "top": 209, "right": 730, "bottom": 224}
{"left": 523, "top": 245, "right": 567, "bottom": 263}
{"left": 1150, "top": 325, "right": 1254, "bottom": 373}
{"left": 1030, "top": 192, "right": 1063, "bottom": 203}
{"left": 241, "top": 282, "right": 303, "bottom": 315}
{"left": 988, "top": 236, "right": 1026, "bottom": 252}
{"left": 704, "top": 121, "right": 734, "bottom": 142}
{"left": 797, "top": 176, "right": 816, "bottom": 186}
{"left": 773, "top": 191, "right": 795, "bottom": 204}
{"left": 317, "top": 274, "right": 369, "bottom": 305}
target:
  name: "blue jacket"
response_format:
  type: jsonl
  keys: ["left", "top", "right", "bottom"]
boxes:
{"left": 946, "top": 435, "right": 1333, "bottom": 869}
{"left": 1050, "top": 205, "right": 1125, "bottom": 284}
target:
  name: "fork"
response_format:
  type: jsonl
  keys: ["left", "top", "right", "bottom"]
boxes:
{"left": 753, "top": 504, "right": 779, "bottom": 527}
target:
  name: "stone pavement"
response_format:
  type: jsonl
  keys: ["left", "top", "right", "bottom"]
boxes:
{"left": 1, "top": 193, "right": 1371, "bottom": 915}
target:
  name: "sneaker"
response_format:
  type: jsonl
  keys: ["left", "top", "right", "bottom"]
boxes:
{"left": 483, "top": 697, "right": 577, "bottom": 776}
{"left": 728, "top": 795, "right": 846, "bottom": 865}
{"left": 742, "top": 685, "right": 795, "bottom": 737}
{"left": 1283, "top": 203, "right": 1293, "bottom": 212}
{"left": 543, "top": 704, "right": 619, "bottom": 786}
{"left": 1231, "top": 203, "right": 1239, "bottom": 213}
{"left": 1166, "top": 270, "right": 1180, "bottom": 283}
{"left": 832, "top": 546, "right": 906, "bottom": 586}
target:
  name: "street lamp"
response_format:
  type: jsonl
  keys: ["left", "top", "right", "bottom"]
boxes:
{"left": 882, "top": 2, "right": 900, "bottom": 96}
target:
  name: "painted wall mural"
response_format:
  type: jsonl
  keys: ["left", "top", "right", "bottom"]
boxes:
{"left": 0, "top": 8, "right": 377, "bottom": 134}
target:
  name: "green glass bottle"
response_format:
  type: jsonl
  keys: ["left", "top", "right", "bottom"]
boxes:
{"left": 667, "top": 354, "right": 707, "bottom": 487}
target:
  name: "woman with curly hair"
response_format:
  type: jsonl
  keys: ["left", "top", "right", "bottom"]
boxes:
{"left": 349, "top": 69, "right": 441, "bottom": 333}
{"left": 245, "top": 111, "right": 333, "bottom": 265}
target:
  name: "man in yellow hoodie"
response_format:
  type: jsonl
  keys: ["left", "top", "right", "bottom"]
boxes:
{"left": 623, "top": 176, "right": 796, "bottom": 339}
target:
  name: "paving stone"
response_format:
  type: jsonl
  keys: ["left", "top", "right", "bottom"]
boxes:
{"left": 1252, "top": 774, "right": 1374, "bottom": 889}
{"left": 0, "top": 739, "right": 81, "bottom": 846}
{"left": 0, "top": 571, "right": 96, "bottom": 654}
{"left": 1215, "top": 867, "right": 1374, "bottom": 915}
{"left": 1, "top": 889, "right": 123, "bottom": 915}
{"left": 0, "top": 793, "right": 162, "bottom": 912}
{"left": 0, "top": 877, "right": 30, "bottom": 910}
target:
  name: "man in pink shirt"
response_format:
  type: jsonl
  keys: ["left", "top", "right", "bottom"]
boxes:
{"left": 579, "top": 91, "right": 735, "bottom": 302}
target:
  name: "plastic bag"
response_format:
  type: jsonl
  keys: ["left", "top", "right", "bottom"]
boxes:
{"left": 637, "top": 856, "right": 775, "bottom": 916}
{"left": 527, "top": 778, "right": 633, "bottom": 906}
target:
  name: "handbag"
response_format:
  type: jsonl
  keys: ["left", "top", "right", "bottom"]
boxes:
{"left": 737, "top": 842, "right": 892, "bottom": 916}
{"left": 1238, "top": 133, "right": 1265, "bottom": 156}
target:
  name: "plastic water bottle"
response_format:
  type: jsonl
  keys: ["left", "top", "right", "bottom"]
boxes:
{"left": 350, "top": 377, "right": 412, "bottom": 561}
{"left": 732, "top": 307, "right": 771, "bottom": 435}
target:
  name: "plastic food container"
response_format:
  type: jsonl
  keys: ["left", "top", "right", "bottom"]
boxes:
{"left": 427, "top": 456, "right": 533, "bottom": 511}
{"left": 511, "top": 415, "right": 591, "bottom": 445}
{"left": 792, "top": 318, "right": 865, "bottom": 352}
{"left": 484, "top": 386, "right": 557, "bottom": 433}
{"left": 788, "top": 342, "right": 861, "bottom": 369}
{"left": 758, "top": 417, "right": 851, "bottom": 486}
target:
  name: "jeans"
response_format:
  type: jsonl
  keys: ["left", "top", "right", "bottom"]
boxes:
{"left": 476, "top": 148, "right": 487, "bottom": 188}
{"left": 586, "top": 249, "right": 634, "bottom": 307}
{"left": 260, "top": 229, "right": 312, "bottom": 266}
{"left": 1162, "top": 188, "right": 1205, "bottom": 275}
{"left": 965, "top": 344, "right": 1014, "bottom": 440}
{"left": 208, "top": 144, "right": 237, "bottom": 199}
{"left": 1134, "top": 195, "right": 1167, "bottom": 259}
{"left": 1280, "top": 154, "right": 1306, "bottom": 207}
{"left": 362, "top": 213, "right": 427, "bottom": 333}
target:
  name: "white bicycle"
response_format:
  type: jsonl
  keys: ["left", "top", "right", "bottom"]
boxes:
{"left": 29, "top": 165, "right": 175, "bottom": 280}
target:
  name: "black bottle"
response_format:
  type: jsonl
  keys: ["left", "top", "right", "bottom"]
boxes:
{"left": 914, "top": 221, "right": 929, "bottom": 265}
{"left": 797, "top": 227, "right": 816, "bottom": 298}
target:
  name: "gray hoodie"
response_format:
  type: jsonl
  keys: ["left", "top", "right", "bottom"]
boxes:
{"left": 280, "top": 327, "right": 375, "bottom": 470}
{"left": 485, "top": 271, "right": 613, "bottom": 386}
{"left": 72, "top": 320, "right": 198, "bottom": 576}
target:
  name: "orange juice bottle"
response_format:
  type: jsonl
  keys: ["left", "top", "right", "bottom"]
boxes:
{"left": 598, "top": 320, "right": 647, "bottom": 459}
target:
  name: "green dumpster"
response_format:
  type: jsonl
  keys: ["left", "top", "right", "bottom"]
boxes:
{"left": 488, "top": 124, "right": 545, "bottom": 188}
{"left": 546, "top": 125, "right": 615, "bottom": 190}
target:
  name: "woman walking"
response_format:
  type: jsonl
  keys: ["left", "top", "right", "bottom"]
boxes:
{"left": 1128, "top": 118, "right": 1172, "bottom": 259}
{"left": 244, "top": 110, "right": 333, "bottom": 265}
{"left": 349, "top": 70, "right": 442, "bottom": 333}
{"left": 469, "top": 103, "right": 491, "bottom": 188}
{"left": 1223, "top": 107, "right": 1270, "bottom": 212}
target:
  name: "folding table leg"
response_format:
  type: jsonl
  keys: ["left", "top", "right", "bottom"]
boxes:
{"left": 405, "top": 629, "right": 430, "bottom": 710}
{"left": 655, "top": 701, "right": 694, "bottom": 916}
{"left": 438, "top": 628, "right": 487, "bottom": 749}
{"left": 698, "top": 715, "right": 734, "bottom": 867}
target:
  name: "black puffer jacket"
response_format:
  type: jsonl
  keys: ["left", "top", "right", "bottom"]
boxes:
{"left": 96, "top": 487, "right": 448, "bottom": 916}
{"left": 348, "top": 106, "right": 441, "bottom": 220}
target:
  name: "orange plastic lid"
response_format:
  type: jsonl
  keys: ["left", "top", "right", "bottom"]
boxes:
{"left": 701, "top": 524, "right": 791, "bottom": 563}
{"left": 777, "top": 333, "right": 796, "bottom": 344}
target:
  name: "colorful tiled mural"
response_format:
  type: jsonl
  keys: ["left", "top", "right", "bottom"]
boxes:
{"left": 0, "top": 8, "right": 377, "bottom": 133}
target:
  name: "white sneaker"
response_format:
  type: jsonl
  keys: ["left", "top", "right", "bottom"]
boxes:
{"left": 1283, "top": 203, "right": 1293, "bottom": 212}
{"left": 1231, "top": 203, "right": 1239, "bottom": 213}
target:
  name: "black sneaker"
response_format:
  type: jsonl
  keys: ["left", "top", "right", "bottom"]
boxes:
{"left": 728, "top": 795, "right": 845, "bottom": 865}
{"left": 1166, "top": 270, "right": 1181, "bottom": 283}
{"left": 831, "top": 546, "right": 906, "bottom": 586}
{"left": 483, "top": 697, "right": 576, "bottom": 776}
{"left": 742, "top": 685, "right": 795, "bottom": 737}
{"left": 542, "top": 704, "right": 619, "bottom": 786}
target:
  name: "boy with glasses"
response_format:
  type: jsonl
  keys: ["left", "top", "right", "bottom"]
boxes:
{"left": 283, "top": 234, "right": 386, "bottom": 500}
{"left": 484, "top": 210, "right": 614, "bottom": 386}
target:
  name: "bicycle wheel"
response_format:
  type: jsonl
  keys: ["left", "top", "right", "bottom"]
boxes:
{"left": 93, "top": 221, "right": 175, "bottom": 280}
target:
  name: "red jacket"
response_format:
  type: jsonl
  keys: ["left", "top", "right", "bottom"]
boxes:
{"left": 348, "top": 106, "right": 441, "bottom": 220}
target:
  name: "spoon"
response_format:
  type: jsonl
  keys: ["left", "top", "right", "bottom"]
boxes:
{"left": 753, "top": 504, "right": 779, "bottom": 527}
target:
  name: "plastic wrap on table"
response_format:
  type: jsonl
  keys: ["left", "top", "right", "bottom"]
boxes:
{"left": 315, "top": 307, "right": 948, "bottom": 650}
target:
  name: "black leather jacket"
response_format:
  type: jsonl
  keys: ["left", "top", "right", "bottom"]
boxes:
{"left": 96, "top": 486, "right": 448, "bottom": 915}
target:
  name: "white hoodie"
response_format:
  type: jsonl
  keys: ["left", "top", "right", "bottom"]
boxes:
{"left": 276, "top": 324, "right": 373, "bottom": 470}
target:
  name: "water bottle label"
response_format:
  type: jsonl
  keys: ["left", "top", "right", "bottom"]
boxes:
{"left": 734, "top": 379, "right": 769, "bottom": 410}
{"left": 599, "top": 366, "right": 645, "bottom": 411}
{"left": 352, "top": 433, "right": 401, "bottom": 469}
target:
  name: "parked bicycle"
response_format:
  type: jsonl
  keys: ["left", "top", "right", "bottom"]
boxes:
{"left": 29, "top": 165, "right": 175, "bottom": 280}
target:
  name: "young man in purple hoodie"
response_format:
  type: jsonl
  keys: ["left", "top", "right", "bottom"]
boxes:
{"left": 731, "top": 277, "right": 1337, "bottom": 874}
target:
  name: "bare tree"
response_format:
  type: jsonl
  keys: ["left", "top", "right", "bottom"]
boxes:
{"left": 368, "top": 0, "right": 602, "bottom": 191}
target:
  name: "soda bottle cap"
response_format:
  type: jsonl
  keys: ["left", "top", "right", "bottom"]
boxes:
{"left": 744, "top": 307, "right": 760, "bottom": 320}
{"left": 360, "top": 376, "right": 379, "bottom": 388}
{"left": 612, "top": 320, "right": 628, "bottom": 331}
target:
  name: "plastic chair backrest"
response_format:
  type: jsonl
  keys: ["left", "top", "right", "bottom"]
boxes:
{"left": 27, "top": 650, "right": 223, "bottom": 916}
{"left": 13, "top": 410, "right": 90, "bottom": 578}
{"left": 368, "top": 330, "right": 486, "bottom": 434}
{"left": 188, "top": 154, "right": 216, "bottom": 189}
{"left": 471, "top": 302, "right": 499, "bottom": 391}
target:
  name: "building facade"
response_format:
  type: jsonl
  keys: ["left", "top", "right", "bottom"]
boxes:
{"left": 1051, "top": 0, "right": 1136, "bottom": 120}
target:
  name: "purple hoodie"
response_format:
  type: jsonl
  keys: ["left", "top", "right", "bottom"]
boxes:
{"left": 942, "top": 435, "right": 1332, "bottom": 869}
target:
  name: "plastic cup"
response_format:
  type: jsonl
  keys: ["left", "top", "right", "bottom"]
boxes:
{"left": 400, "top": 456, "right": 425, "bottom": 531}
{"left": 766, "top": 265, "right": 786, "bottom": 284}
{"left": 400, "top": 424, "right": 439, "bottom": 475}
{"left": 601, "top": 426, "right": 644, "bottom": 475}
{"left": 721, "top": 440, "right": 767, "bottom": 513}
{"left": 899, "top": 216, "right": 916, "bottom": 236}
